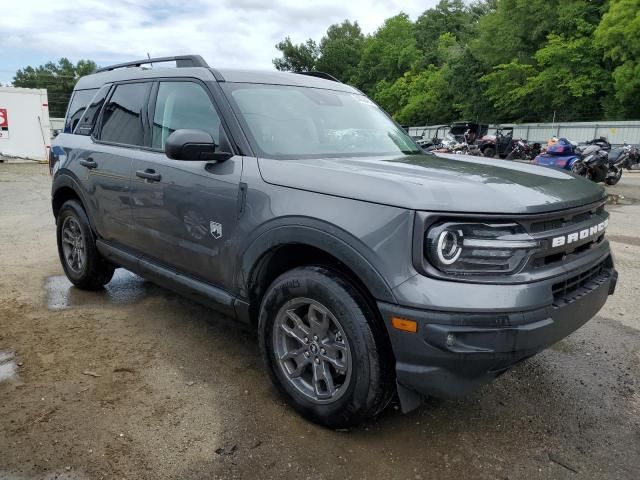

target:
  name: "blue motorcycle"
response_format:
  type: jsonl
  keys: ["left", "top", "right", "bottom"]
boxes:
{"left": 532, "top": 138, "right": 609, "bottom": 182}
{"left": 532, "top": 138, "right": 580, "bottom": 170}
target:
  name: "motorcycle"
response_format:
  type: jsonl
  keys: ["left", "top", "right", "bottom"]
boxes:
{"left": 431, "top": 132, "right": 471, "bottom": 154}
{"left": 532, "top": 137, "right": 581, "bottom": 170}
{"left": 533, "top": 137, "right": 610, "bottom": 183}
{"left": 507, "top": 138, "right": 537, "bottom": 160}
{"left": 571, "top": 147, "right": 609, "bottom": 183}
{"left": 605, "top": 143, "right": 640, "bottom": 185}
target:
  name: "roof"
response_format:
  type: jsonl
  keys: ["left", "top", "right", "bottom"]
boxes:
{"left": 75, "top": 66, "right": 360, "bottom": 94}
{"left": 0, "top": 86, "right": 48, "bottom": 95}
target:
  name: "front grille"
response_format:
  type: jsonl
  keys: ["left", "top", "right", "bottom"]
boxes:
{"left": 526, "top": 202, "right": 608, "bottom": 270}
{"left": 530, "top": 204, "right": 605, "bottom": 234}
{"left": 552, "top": 260, "right": 610, "bottom": 307}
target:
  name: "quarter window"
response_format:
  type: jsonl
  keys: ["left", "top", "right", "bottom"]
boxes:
{"left": 152, "top": 82, "right": 221, "bottom": 150}
{"left": 75, "top": 84, "right": 111, "bottom": 136}
{"left": 64, "top": 89, "right": 97, "bottom": 133}
{"left": 99, "top": 82, "right": 150, "bottom": 146}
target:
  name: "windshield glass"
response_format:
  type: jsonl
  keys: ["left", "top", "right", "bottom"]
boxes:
{"left": 221, "top": 83, "right": 422, "bottom": 159}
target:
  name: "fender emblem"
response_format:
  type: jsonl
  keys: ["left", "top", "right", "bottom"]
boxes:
{"left": 210, "top": 221, "right": 223, "bottom": 239}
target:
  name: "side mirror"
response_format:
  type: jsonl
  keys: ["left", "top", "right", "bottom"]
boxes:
{"left": 164, "top": 129, "right": 233, "bottom": 162}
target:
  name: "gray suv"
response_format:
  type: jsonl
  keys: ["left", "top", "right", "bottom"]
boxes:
{"left": 50, "top": 55, "right": 617, "bottom": 428}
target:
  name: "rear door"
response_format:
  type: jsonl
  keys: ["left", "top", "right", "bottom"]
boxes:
{"left": 129, "top": 79, "right": 243, "bottom": 288}
{"left": 78, "top": 81, "right": 152, "bottom": 245}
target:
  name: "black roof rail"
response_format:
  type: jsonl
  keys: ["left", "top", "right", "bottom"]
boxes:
{"left": 95, "top": 55, "right": 209, "bottom": 73}
{"left": 297, "top": 71, "right": 341, "bottom": 83}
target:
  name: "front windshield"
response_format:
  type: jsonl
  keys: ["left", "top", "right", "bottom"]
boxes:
{"left": 221, "top": 83, "right": 422, "bottom": 159}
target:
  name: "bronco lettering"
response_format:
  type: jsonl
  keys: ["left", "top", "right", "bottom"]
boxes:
{"left": 551, "top": 219, "right": 608, "bottom": 248}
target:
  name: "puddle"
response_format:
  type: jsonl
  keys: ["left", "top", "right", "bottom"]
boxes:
{"left": 0, "top": 350, "right": 18, "bottom": 383}
{"left": 45, "top": 269, "right": 159, "bottom": 310}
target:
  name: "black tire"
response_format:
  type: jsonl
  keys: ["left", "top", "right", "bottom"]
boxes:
{"left": 56, "top": 200, "right": 114, "bottom": 290}
{"left": 483, "top": 147, "right": 496, "bottom": 158}
{"left": 258, "top": 266, "right": 394, "bottom": 428}
{"left": 605, "top": 168, "right": 622, "bottom": 186}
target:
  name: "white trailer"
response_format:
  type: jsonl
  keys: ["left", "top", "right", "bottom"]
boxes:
{"left": 0, "top": 87, "right": 52, "bottom": 161}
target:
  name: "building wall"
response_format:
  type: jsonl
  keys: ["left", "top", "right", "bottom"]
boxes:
{"left": 0, "top": 87, "right": 51, "bottom": 160}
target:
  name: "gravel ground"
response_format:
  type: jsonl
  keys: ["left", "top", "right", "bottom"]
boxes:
{"left": 0, "top": 162, "right": 639, "bottom": 480}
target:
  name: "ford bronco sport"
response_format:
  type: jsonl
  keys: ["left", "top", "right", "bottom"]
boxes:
{"left": 50, "top": 55, "right": 617, "bottom": 428}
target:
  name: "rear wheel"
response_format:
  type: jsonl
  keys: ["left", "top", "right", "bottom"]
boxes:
{"left": 483, "top": 147, "right": 496, "bottom": 158}
{"left": 258, "top": 266, "right": 394, "bottom": 428}
{"left": 56, "top": 200, "right": 114, "bottom": 290}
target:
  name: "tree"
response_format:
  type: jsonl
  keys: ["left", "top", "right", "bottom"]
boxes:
{"left": 375, "top": 34, "right": 464, "bottom": 125}
{"left": 471, "top": 0, "right": 560, "bottom": 67}
{"left": 270, "top": 0, "right": 631, "bottom": 124}
{"left": 355, "top": 14, "right": 422, "bottom": 94}
{"left": 273, "top": 37, "right": 319, "bottom": 72}
{"left": 315, "top": 20, "right": 365, "bottom": 84}
{"left": 476, "top": 0, "right": 611, "bottom": 122}
{"left": 414, "top": 0, "right": 473, "bottom": 65}
{"left": 595, "top": 0, "right": 640, "bottom": 117}
{"left": 13, "top": 58, "right": 96, "bottom": 117}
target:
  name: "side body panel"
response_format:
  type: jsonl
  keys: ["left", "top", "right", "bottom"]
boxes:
{"left": 233, "top": 157, "right": 415, "bottom": 303}
{"left": 130, "top": 153, "right": 243, "bottom": 286}
{"left": 52, "top": 133, "right": 135, "bottom": 246}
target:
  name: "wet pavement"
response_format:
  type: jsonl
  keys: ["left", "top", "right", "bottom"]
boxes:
{"left": 0, "top": 162, "right": 639, "bottom": 479}
{"left": 45, "top": 270, "right": 159, "bottom": 310}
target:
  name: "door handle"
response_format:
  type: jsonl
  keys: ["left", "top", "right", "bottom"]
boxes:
{"left": 79, "top": 158, "right": 97, "bottom": 169}
{"left": 136, "top": 169, "right": 161, "bottom": 182}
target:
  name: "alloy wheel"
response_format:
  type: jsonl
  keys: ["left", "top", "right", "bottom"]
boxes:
{"left": 273, "top": 297, "right": 352, "bottom": 404}
{"left": 60, "top": 216, "right": 87, "bottom": 274}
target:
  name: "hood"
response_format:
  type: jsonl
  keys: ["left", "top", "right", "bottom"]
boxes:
{"left": 257, "top": 153, "right": 606, "bottom": 214}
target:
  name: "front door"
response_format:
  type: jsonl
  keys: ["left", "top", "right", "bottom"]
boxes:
{"left": 130, "top": 80, "right": 242, "bottom": 288}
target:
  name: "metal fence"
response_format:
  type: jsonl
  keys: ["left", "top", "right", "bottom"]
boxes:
{"left": 409, "top": 121, "right": 640, "bottom": 145}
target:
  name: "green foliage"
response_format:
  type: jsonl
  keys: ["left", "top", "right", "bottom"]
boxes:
{"left": 271, "top": 0, "right": 639, "bottom": 124}
{"left": 595, "top": 0, "right": 640, "bottom": 116}
{"left": 273, "top": 37, "right": 319, "bottom": 72}
{"left": 13, "top": 58, "right": 97, "bottom": 117}
{"left": 414, "top": 0, "right": 474, "bottom": 65}
{"left": 356, "top": 14, "right": 422, "bottom": 94}
{"left": 315, "top": 21, "right": 365, "bottom": 84}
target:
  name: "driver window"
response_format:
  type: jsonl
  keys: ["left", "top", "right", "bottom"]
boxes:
{"left": 152, "top": 82, "right": 221, "bottom": 149}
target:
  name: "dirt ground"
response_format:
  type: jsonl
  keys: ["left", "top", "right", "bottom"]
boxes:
{"left": 0, "top": 162, "right": 639, "bottom": 480}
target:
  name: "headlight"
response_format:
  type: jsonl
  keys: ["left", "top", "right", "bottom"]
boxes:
{"left": 425, "top": 222, "right": 539, "bottom": 275}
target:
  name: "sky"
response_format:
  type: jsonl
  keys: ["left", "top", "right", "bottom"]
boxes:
{"left": 0, "top": 0, "right": 438, "bottom": 85}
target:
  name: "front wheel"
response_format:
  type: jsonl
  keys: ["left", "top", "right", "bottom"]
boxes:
{"left": 606, "top": 167, "right": 623, "bottom": 186}
{"left": 483, "top": 147, "right": 496, "bottom": 158}
{"left": 258, "top": 266, "right": 394, "bottom": 428}
{"left": 56, "top": 200, "right": 114, "bottom": 290}
{"left": 570, "top": 162, "right": 588, "bottom": 178}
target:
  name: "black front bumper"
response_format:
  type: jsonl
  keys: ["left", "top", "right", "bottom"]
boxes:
{"left": 378, "top": 259, "right": 617, "bottom": 408}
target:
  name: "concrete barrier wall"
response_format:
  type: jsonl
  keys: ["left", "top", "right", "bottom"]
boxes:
{"left": 409, "top": 121, "right": 640, "bottom": 146}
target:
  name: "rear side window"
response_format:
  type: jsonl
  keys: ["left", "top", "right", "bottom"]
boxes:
{"left": 99, "top": 82, "right": 150, "bottom": 146}
{"left": 64, "top": 89, "right": 97, "bottom": 133}
{"left": 75, "top": 84, "right": 111, "bottom": 136}
{"left": 152, "top": 81, "right": 221, "bottom": 149}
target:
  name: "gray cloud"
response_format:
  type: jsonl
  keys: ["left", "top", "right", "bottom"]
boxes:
{"left": 2, "top": 0, "right": 436, "bottom": 72}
